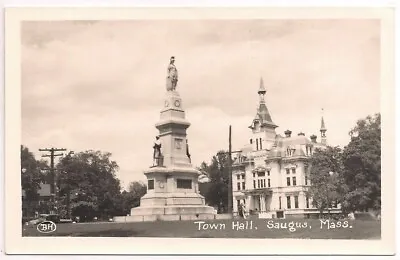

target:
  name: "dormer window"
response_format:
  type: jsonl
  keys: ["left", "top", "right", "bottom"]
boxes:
{"left": 286, "top": 147, "right": 296, "bottom": 157}
{"left": 306, "top": 145, "right": 313, "bottom": 156}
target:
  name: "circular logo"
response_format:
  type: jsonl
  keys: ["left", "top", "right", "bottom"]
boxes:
{"left": 37, "top": 221, "right": 57, "bottom": 234}
{"left": 174, "top": 100, "right": 181, "bottom": 107}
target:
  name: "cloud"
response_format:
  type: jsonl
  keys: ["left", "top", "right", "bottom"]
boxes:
{"left": 21, "top": 19, "right": 380, "bottom": 189}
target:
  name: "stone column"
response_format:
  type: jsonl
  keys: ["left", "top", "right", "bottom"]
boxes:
{"left": 263, "top": 195, "right": 267, "bottom": 212}
{"left": 246, "top": 195, "right": 251, "bottom": 211}
{"left": 233, "top": 198, "right": 238, "bottom": 215}
{"left": 299, "top": 191, "right": 305, "bottom": 209}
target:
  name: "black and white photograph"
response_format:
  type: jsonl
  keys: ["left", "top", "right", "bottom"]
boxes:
{"left": 4, "top": 6, "right": 396, "bottom": 255}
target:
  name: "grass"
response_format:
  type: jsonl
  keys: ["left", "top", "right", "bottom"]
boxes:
{"left": 22, "top": 218, "right": 381, "bottom": 239}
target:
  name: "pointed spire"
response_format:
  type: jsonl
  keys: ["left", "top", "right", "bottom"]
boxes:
{"left": 320, "top": 108, "right": 327, "bottom": 131}
{"left": 258, "top": 77, "right": 266, "bottom": 95}
{"left": 249, "top": 77, "right": 278, "bottom": 130}
{"left": 320, "top": 116, "right": 327, "bottom": 131}
{"left": 320, "top": 108, "right": 327, "bottom": 142}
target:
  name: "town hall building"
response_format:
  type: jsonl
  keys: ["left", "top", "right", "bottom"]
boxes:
{"left": 232, "top": 78, "right": 338, "bottom": 219}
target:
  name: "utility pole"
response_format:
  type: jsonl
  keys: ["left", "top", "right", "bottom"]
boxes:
{"left": 228, "top": 126, "right": 233, "bottom": 214}
{"left": 63, "top": 151, "right": 74, "bottom": 219}
{"left": 226, "top": 126, "right": 242, "bottom": 216}
{"left": 39, "top": 147, "right": 66, "bottom": 213}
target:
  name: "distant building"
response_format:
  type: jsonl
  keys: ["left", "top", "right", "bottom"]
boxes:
{"left": 232, "top": 78, "right": 339, "bottom": 219}
{"left": 22, "top": 183, "right": 52, "bottom": 217}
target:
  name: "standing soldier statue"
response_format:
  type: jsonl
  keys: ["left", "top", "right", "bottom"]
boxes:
{"left": 166, "top": 56, "right": 178, "bottom": 91}
{"left": 153, "top": 136, "right": 162, "bottom": 166}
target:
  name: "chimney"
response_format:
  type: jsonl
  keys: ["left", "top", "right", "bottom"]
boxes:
{"left": 310, "top": 135, "right": 317, "bottom": 143}
{"left": 284, "top": 130, "right": 292, "bottom": 138}
{"left": 298, "top": 132, "right": 305, "bottom": 136}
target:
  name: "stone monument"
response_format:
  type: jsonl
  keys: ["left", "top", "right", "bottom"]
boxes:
{"left": 121, "top": 57, "right": 216, "bottom": 222}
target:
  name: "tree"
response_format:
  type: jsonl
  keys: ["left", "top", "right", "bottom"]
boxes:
{"left": 21, "top": 145, "right": 45, "bottom": 218}
{"left": 342, "top": 113, "right": 381, "bottom": 212}
{"left": 120, "top": 181, "right": 147, "bottom": 215}
{"left": 308, "top": 146, "right": 344, "bottom": 218}
{"left": 198, "top": 151, "right": 230, "bottom": 213}
{"left": 56, "top": 150, "right": 122, "bottom": 221}
{"left": 21, "top": 145, "right": 42, "bottom": 201}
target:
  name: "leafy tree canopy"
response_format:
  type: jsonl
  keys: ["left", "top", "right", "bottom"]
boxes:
{"left": 308, "top": 146, "right": 344, "bottom": 215}
{"left": 342, "top": 113, "right": 381, "bottom": 211}
{"left": 56, "top": 150, "right": 122, "bottom": 219}
{"left": 198, "top": 150, "right": 229, "bottom": 213}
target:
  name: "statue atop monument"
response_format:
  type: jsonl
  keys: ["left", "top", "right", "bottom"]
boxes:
{"left": 166, "top": 56, "right": 178, "bottom": 91}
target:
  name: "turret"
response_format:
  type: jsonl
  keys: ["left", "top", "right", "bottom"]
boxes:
{"left": 248, "top": 77, "right": 278, "bottom": 151}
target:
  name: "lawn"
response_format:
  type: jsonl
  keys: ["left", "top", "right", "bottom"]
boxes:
{"left": 22, "top": 218, "right": 381, "bottom": 239}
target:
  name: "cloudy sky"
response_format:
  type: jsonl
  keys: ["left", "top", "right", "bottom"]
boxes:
{"left": 21, "top": 19, "right": 380, "bottom": 190}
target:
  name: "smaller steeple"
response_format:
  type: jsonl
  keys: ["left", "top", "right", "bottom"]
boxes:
{"left": 320, "top": 108, "right": 327, "bottom": 145}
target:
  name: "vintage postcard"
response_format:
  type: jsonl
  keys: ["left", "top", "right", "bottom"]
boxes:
{"left": 4, "top": 7, "right": 396, "bottom": 255}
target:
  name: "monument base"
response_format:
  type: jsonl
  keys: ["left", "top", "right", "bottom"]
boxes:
{"left": 114, "top": 204, "right": 217, "bottom": 222}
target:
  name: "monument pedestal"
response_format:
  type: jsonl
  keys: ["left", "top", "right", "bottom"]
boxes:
{"left": 114, "top": 88, "right": 216, "bottom": 222}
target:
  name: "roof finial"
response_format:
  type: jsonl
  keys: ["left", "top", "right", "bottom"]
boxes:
{"left": 258, "top": 77, "right": 266, "bottom": 95}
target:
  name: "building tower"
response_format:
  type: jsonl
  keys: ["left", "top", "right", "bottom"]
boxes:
{"left": 248, "top": 78, "right": 278, "bottom": 151}
{"left": 320, "top": 109, "right": 327, "bottom": 145}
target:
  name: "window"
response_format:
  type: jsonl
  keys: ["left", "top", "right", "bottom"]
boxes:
{"left": 253, "top": 173, "right": 256, "bottom": 178}
{"left": 286, "top": 169, "right": 290, "bottom": 174}
{"left": 279, "top": 196, "right": 282, "bottom": 209}
{"left": 287, "top": 196, "right": 291, "bottom": 209}
{"left": 287, "top": 177, "right": 291, "bottom": 186}
{"left": 237, "top": 175, "right": 240, "bottom": 180}
{"left": 250, "top": 139, "right": 253, "bottom": 144}
{"left": 306, "top": 196, "right": 310, "bottom": 208}
{"left": 292, "top": 168, "right": 296, "bottom": 174}
{"left": 256, "top": 139, "right": 259, "bottom": 150}
{"left": 263, "top": 179, "right": 266, "bottom": 187}
{"left": 237, "top": 182, "right": 241, "bottom": 191}
{"left": 268, "top": 179, "right": 271, "bottom": 187}
{"left": 177, "top": 179, "right": 192, "bottom": 189}
{"left": 267, "top": 170, "right": 270, "bottom": 176}
{"left": 305, "top": 175, "right": 308, "bottom": 185}
{"left": 292, "top": 177, "right": 297, "bottom": 186}
{"left": 294, "top": 196, "right": 299, "bottom": 208}
{"left": 253, "top": 180, "right": 256, "bottom": 188}
{"left": 259, "top": 138, "right": 263, "bottom": 149}
{"left": 242, "top": 182, "right": 246, "bottom": 190}
{"left": 258, "top": 172, "right": 265, "bottom": 177}
{"left": 258, "top": 180, "right": 261, "bottom": 188}
{"left": 148, "top": 180, "right": 154, "bottom": 190}
{"left": 241, "top": 174, "right": 245, "bottom": 179}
